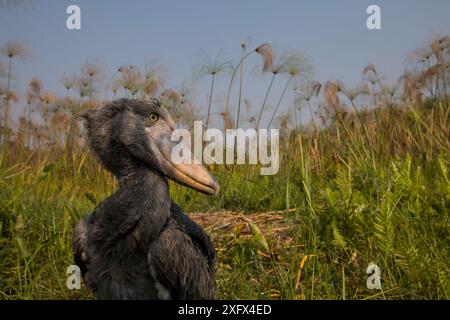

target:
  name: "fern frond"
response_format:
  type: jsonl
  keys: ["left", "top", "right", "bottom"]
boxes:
{"left": 332, "top": 218, "right": 348, "bottom": 249}
{"left": 335, "top": 167, "right": 353, "bottom": 207}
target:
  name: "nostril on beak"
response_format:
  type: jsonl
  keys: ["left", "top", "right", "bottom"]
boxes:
{"left": 169, "top": 119, "right": 176, "bottom": 131}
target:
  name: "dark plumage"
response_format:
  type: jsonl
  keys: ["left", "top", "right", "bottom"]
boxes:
{"left": 73, "top": 99, "right": 219, "bottom": 299}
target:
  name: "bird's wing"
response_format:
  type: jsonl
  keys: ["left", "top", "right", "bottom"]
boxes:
{"left": 72, "top": 214, "right": 93, "bottom": 281}
{"left": 169, "top": 202, "right": 216, "bottom": 268}
{"left": 148, "top": 219, "right": 216, "bottom": 299}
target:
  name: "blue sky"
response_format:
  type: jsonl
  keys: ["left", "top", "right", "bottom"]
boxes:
{"left": 1, "top": 0, "right": 450, "bottom": 125}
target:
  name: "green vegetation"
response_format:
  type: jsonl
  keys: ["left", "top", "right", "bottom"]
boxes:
{"left": 0, "top": 36, "right": 449, "bottom": 299}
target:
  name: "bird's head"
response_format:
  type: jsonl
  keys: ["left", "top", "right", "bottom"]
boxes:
{"left": 79, "top": 98, "right": 219, "bottom": 195}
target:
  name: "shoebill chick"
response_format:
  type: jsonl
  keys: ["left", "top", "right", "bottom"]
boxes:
{"left": 73, "top": 98, "right": 219, "bottom": 300}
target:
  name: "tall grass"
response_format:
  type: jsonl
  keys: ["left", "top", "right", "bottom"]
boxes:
{"left": 0, "top": 35, "right": 449, "bottom": 300}
{"left": 0, "top": 98, "right": 448, "bottom": 299}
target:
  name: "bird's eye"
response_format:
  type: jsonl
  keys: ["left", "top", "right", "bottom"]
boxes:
{"left": 148, "top": 113, "right": 159, "bottom": 122}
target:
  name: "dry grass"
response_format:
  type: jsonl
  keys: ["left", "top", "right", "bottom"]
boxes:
{"left": 191, "top": 209, "right": 295, "bottom": 242}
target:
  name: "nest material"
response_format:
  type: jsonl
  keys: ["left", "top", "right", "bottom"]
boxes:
{"left": 190, "top": 208, "right": 297, "bottom": 242}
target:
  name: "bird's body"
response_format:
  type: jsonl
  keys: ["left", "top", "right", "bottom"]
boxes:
{"left": 73, "top": 99, "right": 219, "bottom": 299}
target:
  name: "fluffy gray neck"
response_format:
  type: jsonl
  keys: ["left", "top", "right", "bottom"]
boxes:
{"left": 94, "top": 167, "right": 172, "bottom": 251}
